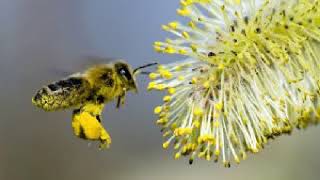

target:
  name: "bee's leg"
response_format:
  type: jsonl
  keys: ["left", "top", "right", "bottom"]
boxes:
{"left": 96, "top": 115, "right": 101, "bottom": 122}
{"left": 98, "top": 126, "right": 112, "bottom": 149}
{"left": 95, "top": 114, "right": 112, "bottom": 149}
{"left": 71, "top": 109, "right": 85, "bottom": 138}
{"left": 116, "top": 96, "right": 122, "bottom": 109}
{"left": 116, "top": 91, "right": 126, "bottom": 109}
{"left": 71, "top": 106, "right": 111, "bottom": 149}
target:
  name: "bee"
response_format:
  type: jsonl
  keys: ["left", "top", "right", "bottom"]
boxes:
{"left": 32, "top": 60, "right": 157, "bottom": 149}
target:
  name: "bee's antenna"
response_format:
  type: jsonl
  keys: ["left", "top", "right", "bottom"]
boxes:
{"left": 133, "top": 62, "right": 158, "bottom": 75}
{"left": 140, "top": 71, "right": 152, "bottom": 75}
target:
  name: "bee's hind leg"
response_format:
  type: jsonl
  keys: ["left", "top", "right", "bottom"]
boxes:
{"left": 98, "top": 126, "right": 112, "bottom": 149}
{"left": 71, "top": 109, "right": 85, "bottom": 139}
{"left": 71, "top": 108, "right": 111, "bottom": 149}
{"left": 96, "top": 114, "right": 112, "bottom": 149}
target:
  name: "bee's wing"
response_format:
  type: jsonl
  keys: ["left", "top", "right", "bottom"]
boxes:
{"left": 50, "top": 56, "right": 119, "bottom": 77}
{"left": 32, "top": 74, "right": 92, "bottom": 111}
{"left": 83, "top": 56, "right": 118, "bottom": 65}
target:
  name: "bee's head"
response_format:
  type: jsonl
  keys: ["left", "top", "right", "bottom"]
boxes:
{"left": 114, "top": 61, "right": 158, "bottom": 93}
{"left": 114, "top": 61, "right": 138, "bottom": 93}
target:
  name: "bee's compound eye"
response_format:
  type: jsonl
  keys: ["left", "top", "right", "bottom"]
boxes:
{"left": 118, "top": 68, "right": 132, "bottom": 80}
{"left": 120, "top": 69, "right": 126, "bottom": 75}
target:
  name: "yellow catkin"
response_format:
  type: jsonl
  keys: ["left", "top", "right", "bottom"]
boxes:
{"left": 150, "top": 0, "right": 320, "bottom": 167}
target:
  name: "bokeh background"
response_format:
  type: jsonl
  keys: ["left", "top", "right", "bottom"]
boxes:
{"left": 0, "top": 0, "right": 320, "bottom": 180}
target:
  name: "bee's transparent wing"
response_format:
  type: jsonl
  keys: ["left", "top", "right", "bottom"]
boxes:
{"left": 49, "top": 56, "right": 120, "bottom": 77}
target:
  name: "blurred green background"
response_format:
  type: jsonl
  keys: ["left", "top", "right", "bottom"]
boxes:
{"left": 0, "top": 0, "right": 319, "bottom": 179}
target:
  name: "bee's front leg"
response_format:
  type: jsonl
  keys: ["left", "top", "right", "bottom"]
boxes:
{"left": 116, "top": 90, "right": 126, "bottom": 109}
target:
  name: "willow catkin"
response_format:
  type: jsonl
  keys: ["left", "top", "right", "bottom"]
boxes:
{"left": 149, "top": 0, "right": 320, "bottom": 167}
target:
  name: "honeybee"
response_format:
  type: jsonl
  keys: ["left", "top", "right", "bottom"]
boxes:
{"left": 32, "top": 60, "right": 157, "bottom": 149}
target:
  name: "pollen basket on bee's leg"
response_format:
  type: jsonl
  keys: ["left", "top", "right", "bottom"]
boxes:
{"left": 72, "top": 103, "right": 112, "bottom": 149}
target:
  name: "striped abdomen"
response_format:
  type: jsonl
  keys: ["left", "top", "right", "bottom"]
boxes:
{"left": 32, "top": 77, "right": 91, "bottom": 111}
